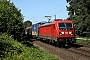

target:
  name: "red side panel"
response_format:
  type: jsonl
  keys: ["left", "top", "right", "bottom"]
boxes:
{"left": 51, "top": 24, "right": 57, "bottom": 38}
{"left": 39, "top": 25, "right": 52, "bottom": 37}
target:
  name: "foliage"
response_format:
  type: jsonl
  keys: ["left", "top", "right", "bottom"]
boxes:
{"left": 0, "top": 33, "right": 23, "bottom": 59}
{"left": 0, "top": 33, "right": 58, "bottom": 60}
{"left": 66, "top": 0, "right": 90, "bottom": 37}
{"left": 0, "top": 1, "right": 24, "bottom": 40}
{"left": 24, "top": 20, "right": 32, "bottom": 28}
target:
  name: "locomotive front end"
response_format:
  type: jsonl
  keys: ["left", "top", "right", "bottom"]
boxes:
{"left": 57, "top": 20, "right": 76, "bottom": 44}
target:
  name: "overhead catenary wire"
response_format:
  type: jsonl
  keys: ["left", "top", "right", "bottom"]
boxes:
{"left": 30, "top": 3, "right": 67, "bottom": 23}
{"left": 35, "top": 4, "right": 63, "bottom": 18}
{"left": 38, "top": 9, "right": 66, "bottom": 21}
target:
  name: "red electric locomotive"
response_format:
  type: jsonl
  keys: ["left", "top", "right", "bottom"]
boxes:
{"left": 38, "top": 19, "right": 76, "bottom": 46}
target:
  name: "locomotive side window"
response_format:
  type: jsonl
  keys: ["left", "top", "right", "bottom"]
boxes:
{"left": 59, "top": 23, "right": 72, "bottom": 30}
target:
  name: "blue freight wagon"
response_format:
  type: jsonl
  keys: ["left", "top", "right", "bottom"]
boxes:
{"left": 32, "top": 21, "right": 46, "bottom": 38}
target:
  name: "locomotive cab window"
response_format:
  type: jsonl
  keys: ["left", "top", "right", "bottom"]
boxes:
{"left": 66, "top": 23, "right": 72, "bottom": 28}
{"left": 58, "top": 23, "right": 72, "bottom": 30}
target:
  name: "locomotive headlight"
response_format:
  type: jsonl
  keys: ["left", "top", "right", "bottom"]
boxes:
{"left": 60, "top": 32, "right": 64, "bottom": 35}
{"left": 69, "top": 32, "right": 73, "bottom": 35}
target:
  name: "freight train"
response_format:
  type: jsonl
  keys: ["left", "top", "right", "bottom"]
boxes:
{"left": 23, "top": 19, "right": 76, "bottom": 46}
{"left": 22, "top": 27, "right": 32, "bottom": 38}
{"left": 31, "top": 19, "right": 76, "bottom": 46}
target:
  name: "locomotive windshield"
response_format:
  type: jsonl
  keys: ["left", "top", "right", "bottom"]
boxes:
{"left": 58, "top": 23, "right": 72, "bottom": 30}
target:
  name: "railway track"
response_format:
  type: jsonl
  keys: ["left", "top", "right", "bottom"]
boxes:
{"left": 61, "top": 43, "right": 90, "bottom": 60}
{"left": 75, "top": 43, "right": 90, "bottom": 48}
{"left": 31, "top": 38, "right": 90, "bottom": 60}
{"left": 65, "top": 47, "right": 90, "bottom": 59}
{"left": 67, "top": 43, "right": 90, "bottom": 58}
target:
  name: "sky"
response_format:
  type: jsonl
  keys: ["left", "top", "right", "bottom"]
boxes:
{"left": 10, "top": 0, "right": 69, "bottom": 24}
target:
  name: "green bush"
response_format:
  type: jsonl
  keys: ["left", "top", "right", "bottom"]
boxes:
{"left": 0, "top": 1, "right": 24, "bottom": 40}
{"left": 0, "top": 33, "right": 23, "bottom": 59}
{"left": 0, "top": 33, "right": 58, "bottom": 60}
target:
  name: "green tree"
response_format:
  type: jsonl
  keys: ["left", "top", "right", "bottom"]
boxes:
{"left": 66, "top": 0, "right": 90, "bottom": 37}
{"left": 24, "top": 20, "right": 32, "bottom": 28}
{"left": 0, "top": 1, "right": 24, "bottom": 40}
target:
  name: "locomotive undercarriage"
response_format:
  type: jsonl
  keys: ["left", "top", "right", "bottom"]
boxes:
{"left": 39, "top": 36, "right": 76, "bottom": 47}
{"left": 56, "top": 38, "right": 76, "bottom": 46}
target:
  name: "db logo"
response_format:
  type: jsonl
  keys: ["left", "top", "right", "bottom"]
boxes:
{"left": 65, "top": 32, "right": 68, "bottom": 34}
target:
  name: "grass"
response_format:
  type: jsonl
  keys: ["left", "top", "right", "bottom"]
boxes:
{"left": 75, "top": 35, "right": 90, "bottom": 44}
{"left": 76, "top": 39, "right": 90, "bottom": 44}
{"left": 0, "top": 33, "right": 58, "bottom": 60}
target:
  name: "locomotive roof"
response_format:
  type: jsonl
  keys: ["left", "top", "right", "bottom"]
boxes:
{"left": 37, "top": 21, "right": 47, "bottom": 24}
{"left": 40, "top": 20, "right": 73, "bottom": 27}
{"left": 53, "top": 19, "right": 73, "bottom": 23}
{"left": 40, "top": 22, "right": 52, "bottom": 26}
{"left": 32, "top": 21, "right": 47, "bottom": 25}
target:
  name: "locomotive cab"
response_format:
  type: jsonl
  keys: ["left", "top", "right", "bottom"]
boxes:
{"left": 55, "top": 20, "right": 76, "bottom": 44}
{"left": 58, "top": 22, "right": 74, "bottom": 37}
